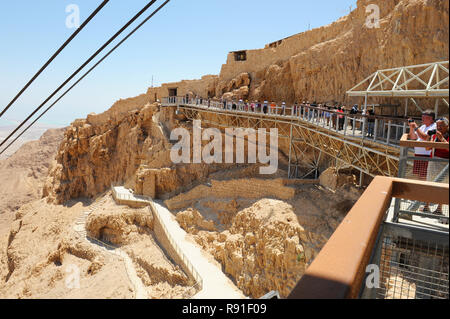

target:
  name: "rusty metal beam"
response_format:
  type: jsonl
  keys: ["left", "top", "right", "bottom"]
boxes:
{"left": 287, "top": 177, "right": 449, "bottom": 299}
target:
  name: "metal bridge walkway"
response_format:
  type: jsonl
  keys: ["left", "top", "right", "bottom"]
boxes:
{"left": 163, "top": 98, "right": 401, "bottom": 181}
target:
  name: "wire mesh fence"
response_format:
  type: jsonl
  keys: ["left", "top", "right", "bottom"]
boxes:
{"left": 376, "top": 234, "right": 449, "bottom": 299}
{"left": 396, "top": 198, "right": 449, "bottom": 225}
{"left": 401, "top": 156, "right": 449, "bottom": 184}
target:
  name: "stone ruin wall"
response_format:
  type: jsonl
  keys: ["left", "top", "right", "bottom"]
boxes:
{"left": 147, "top": 0, "right": 449, "bottom": 116}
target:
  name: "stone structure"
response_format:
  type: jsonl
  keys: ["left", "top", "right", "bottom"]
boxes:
{"left": 148, "top": 0, "right": 448, "bottom": 113}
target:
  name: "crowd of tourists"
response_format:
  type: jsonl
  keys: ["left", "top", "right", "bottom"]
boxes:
{"left": 406, "top": 110, "right": 449, "bottom": 217}
{"left": 189, "top": 97, "right": 379, "bottom": 134}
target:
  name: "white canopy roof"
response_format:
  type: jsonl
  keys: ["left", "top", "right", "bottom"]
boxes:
{"left": 347, "top": 61, "right": 449, "bottom": 99}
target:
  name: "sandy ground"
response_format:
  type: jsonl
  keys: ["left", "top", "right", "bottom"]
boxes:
{"left": 0, "top": 194, "right": 198, "bottom": 299}
{"left": 0, "top": 128, "right": 65, "bottom": 215}
{"left": 0, "top": 125, "right": 63, "bottom": 160}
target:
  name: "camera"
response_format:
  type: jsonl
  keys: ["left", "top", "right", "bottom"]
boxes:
{"left": 408, "top": 119, "right": 415, "bottom": 123}
{"left": 427, "top": 129, "right": 437, "bottom": 136}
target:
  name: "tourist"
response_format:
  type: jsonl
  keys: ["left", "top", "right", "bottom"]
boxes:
{"left": 270, "top": 101, "right": 277, "bottom": 114}
{"left": 337, "top": 106, "right": 345, "bottom": 130}
{"left": 263, "top": 100, "right": 268, "bottom": 114}
{"left": 408, "top": 110, "right": 437, "bottom": 212}
{"left": 310, "top": 102, "right": 317, "bottom": 121}
{"left": 293, "top": 102, "right": 298, "bottom": 116}
{"left": 324, "top": 106, "right": 331, "bottom": 127}
{"left": 308, "top": 102, "right": 314, "bottom": 121}
{"left": 318, "top": 103, "right": 324, "bottom": 121}
{"left": 281, "top": 102, "right": 286, "bottom": 116}
{"left": 426, "top": 117, "right": 449, "bottom": 180}
{"left": 367, "top": 109, "right": 375, "bottom": 137}
{"left": 350, "top": 104, "right": 358, "bottom": 129}
{"left": 426, "top": 117, "right": 449, "bottom": 217}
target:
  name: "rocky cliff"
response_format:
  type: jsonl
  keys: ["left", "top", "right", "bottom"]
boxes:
{"left": 43, "top": 100, "right": 183, "bottom": 203}
{"left": 43, "top": 98, "right": 248, "bottom": 203}
{"left": 219, "top": 0, "right": 449, "bottom": 106}
{"left": 147, "top": 0, "right": 448, "bottom": 113}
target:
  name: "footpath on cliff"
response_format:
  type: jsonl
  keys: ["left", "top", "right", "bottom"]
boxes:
{"left": 112, "top": 186, "right": 246, "bottom": 299}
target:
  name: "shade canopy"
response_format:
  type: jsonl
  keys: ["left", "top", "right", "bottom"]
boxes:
{"left": 347, "top": 61, "right": 449, "bottom": 99}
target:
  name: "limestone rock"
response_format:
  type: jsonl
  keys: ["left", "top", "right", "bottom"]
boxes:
{"left": 183, "top": 199, "right": 308, "bottom": 298}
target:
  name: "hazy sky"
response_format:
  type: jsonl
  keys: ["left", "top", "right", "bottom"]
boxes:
{"left": 0, "top": 0, "right": 357, "bottom": 127}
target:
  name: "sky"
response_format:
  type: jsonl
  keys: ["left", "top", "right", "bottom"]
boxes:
{"left": 0, "top": 0, "right": 357, "bottom": 128}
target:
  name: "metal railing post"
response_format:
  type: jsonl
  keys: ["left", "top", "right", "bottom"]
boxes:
{"left": 373, "top": 119, "right": 378, "bottom": 142}
{"left": 344, "top": 115, "right": 348, "bottom": 136}
{"left": 362, "top": 117, "right": 367, "bottom": 139}
{"left": 387, "top": 121, "right": 392, "bottom": 145}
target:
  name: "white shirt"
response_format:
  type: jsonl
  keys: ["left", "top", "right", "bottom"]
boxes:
{"left": 415, "top": 123, "right": 437, "bottom": 155}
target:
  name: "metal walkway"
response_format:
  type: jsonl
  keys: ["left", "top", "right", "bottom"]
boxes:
{"left": 162, "top": 97, "right": 401, "bottom": 181}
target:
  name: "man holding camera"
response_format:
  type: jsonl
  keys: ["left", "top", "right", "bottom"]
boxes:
{"left": 408, "top": 110, "right": 437, "bottom": 214}
{"left": 426, "top": 117, "right": 449, "bottom": 219}
{"left": 408, "top": 110, "right": 437, "bottom": 181}
{"left": 426, "top": 117, "right": 449, "bottom": 180}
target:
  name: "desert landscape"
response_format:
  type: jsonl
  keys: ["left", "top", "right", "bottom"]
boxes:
{"left": 0, "top": 98, "right": 363, "bottom": 298}
{"left": 0, "top": 0, "right": 448, "bottom": 299}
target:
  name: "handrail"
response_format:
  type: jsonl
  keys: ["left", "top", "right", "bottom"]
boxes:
{"left": 287, "top": 176, "right": 449, "bottom": 299}
{"left": 163, "top": 96, "right": 413, "bottom": 147}
{"left": 163, "top": 96, "right": 413, "bottom": 123}
{"left": 399, "top": 134, "right": 449, "bottom": 150}
{"left": 148, "top": 201, "right": 204, "bottom": 298}
{"left": 111, "top": 185, "right": 203, "bottom": 298}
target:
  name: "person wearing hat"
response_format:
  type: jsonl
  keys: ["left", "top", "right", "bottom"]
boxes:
{"left": 408, "top": 109, "right": 437, "bottom": 212}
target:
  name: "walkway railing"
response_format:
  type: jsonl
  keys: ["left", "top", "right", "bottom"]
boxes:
{"left": 111, "top": 185, "right": 203, "bottom": 298}
{"left": 287, "top": 176, "right": 448, "bottom": 299}
{"left": 162, "top": 96, "right": 410, "bottom": 148}
{"left": 392, "top": 135, "right": 449, "bottom": 223}
{"left": 147, "top": 200, "right": 204, "bottom": 298}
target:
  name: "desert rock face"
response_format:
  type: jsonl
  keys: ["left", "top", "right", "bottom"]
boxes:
{"left": 43, "top": 102, "right": 164, "bottom": 203}
{"left": 196, "top": 199, "right": 307, "bottom": 298}
{"left": 172, "top": 180, "right": 362, "bottom": 298}
{"left": 0, "top": 198, "right": 134, "bottom": 299}
{"left": 43, "top": 101, "right": 213, "bottom": 203}
{"left": 84, "top": 197, "right": 193, "bottom": 297}
{"left": 0, "top": 194, "right": 195, "bottom": 299}
{"left": 0, "top": 128, "right": 65, "bottom": 215}
{"left": 148, "top": 0, "right": 448, "bottom": 113}
{"left": 222, "top": 0, "right": 449, "bottom": 107}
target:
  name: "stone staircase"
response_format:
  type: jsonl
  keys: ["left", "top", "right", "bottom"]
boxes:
{"left": 74, "top": 198, "right": 106, "bottom": 239}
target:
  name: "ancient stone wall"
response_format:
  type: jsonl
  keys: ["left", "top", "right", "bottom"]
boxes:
{"left": 150, "top": 0, "right": 448, "bottom": 112}
{"left": 165, "top": 179, "right": 296, "bottom": 211}
{"left": 147, "top": 75, "right": 219, "bottom": 103}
